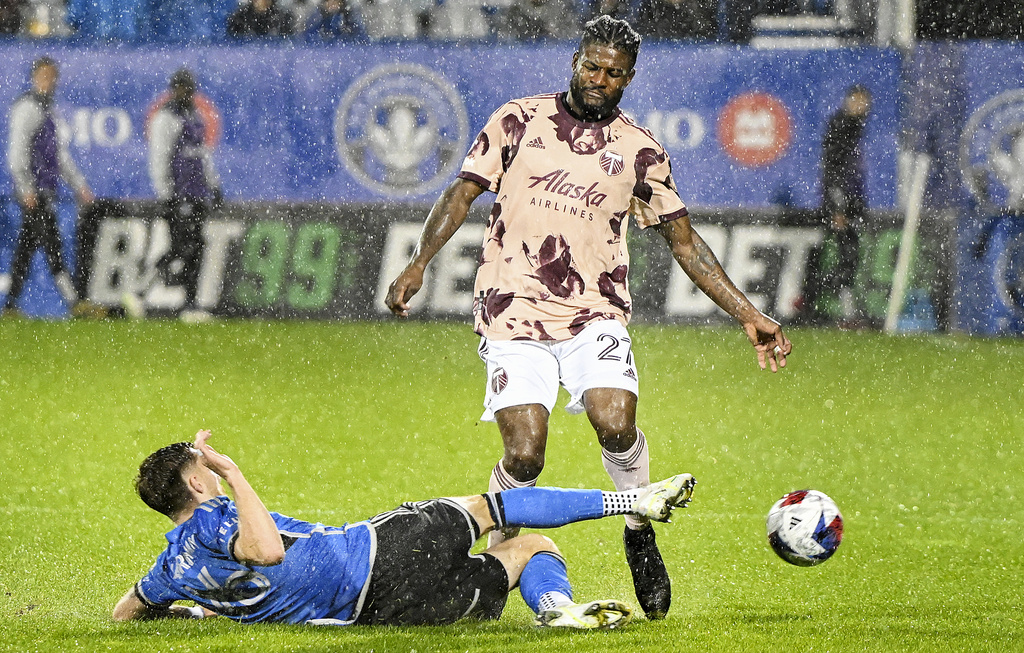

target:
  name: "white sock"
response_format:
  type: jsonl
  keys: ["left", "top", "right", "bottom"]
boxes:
{"left": 601, "top": 488, "right": 643, "bottom": 516}
{"left": 537, "top": 591, "right": 573, "bottom": 612}
{"left": 602, "top": 429, "right": 650, "bottom": 530}
{"left": 55, "top": 272, "right": 77, "bottom": 304}
{"left": 487, "top": 459, "right": 535, "bottom": 547}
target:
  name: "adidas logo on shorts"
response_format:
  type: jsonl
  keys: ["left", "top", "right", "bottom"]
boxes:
{"left": 526, "top": 137, "right": 545, "bottom": 149}
{"left": 623, "top": 369, "right": 637, "bottom": 381}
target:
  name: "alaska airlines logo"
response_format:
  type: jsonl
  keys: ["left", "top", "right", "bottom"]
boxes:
{"left": 335, "top": 64, "right": 469, "bottom": 198}
{"left": 527, "top": 169, "right": 607, "bottom": 207}
{"left": 961, "top": 89, "right": 1024, "bottom": 212}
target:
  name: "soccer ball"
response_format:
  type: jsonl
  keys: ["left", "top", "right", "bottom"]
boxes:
{"left": 766, "top": 490, "right": 844, "bottom": 567}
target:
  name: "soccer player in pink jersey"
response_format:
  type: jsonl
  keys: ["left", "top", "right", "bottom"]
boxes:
{"left": 386, "top": 15, "right": 792, "bottom": 620}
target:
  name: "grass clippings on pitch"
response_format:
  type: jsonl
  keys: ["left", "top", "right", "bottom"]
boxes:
{"left": 0, "top": 319, "right": 1021, "bottom": 652}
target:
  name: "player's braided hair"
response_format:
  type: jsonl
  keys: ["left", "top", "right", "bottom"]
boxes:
{"left": 136, "top": 442, "right": 198, "bottom": 519}
{"left": 579, "top": 15, "right": 642, "bottom": 68}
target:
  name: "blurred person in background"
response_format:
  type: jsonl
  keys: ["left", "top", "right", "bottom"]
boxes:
{"left": 227, "top": 0, "right": 293, "bottom": 37}
{"left": 634, "top": 0, "right": 717, "bottom": 40}
{"left": 4, "top": 56, "right": 99, "bottom": 319}
{"left": 304, "top": 0, "right": 363, "bottom": 41}
{"left": 0, "top": 0, "right": 25, "bottom": 34}
{"left": 499, "top": 0, "right": 578, "bottom": 41}
{"left": 142, "top": 68, "right": 222, "bottom": 323}
{"left": 818, "top": 84, "right": 871, "bottom": 327}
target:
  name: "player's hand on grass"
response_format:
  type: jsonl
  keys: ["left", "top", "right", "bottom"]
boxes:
{"left": 194, "top": 429, "right": 241, "bottom": 479}
{"left": 385, "top": 266, "right": 424, "bottom": 318}
{"left": 743, "top": 314, "right": 791, "bottom": 372}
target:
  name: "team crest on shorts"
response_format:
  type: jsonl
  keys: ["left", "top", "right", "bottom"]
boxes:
{"left": 599, "top": 150, "right": 624, "bottom": 176}
{"left": 491, "top": 367, "right": 508, "bottom": 394}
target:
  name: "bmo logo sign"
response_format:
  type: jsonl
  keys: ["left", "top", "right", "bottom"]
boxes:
{"left": 62, "top": 107, "right": 133, "bottom": 148}
{"left": 717, "top": 92, "right": 792, "bottom": 167}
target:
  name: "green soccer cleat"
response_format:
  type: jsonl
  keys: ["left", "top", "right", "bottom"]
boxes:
{"left": 631, "top": 474, "right": 696, "bottom": 523}
{"left": 535, "top": 599, "right": 634, "bottom": 630}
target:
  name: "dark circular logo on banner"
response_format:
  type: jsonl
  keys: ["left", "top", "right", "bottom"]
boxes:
{"left": 996, "top": 232, "right": 1024, "bottom": 313}
{"left": 717, "top": 92, "right": 792, "bottom": 167}
{"left": 335, "top": 64, "right": 469, "bottom": 198}
{"left": 961, "top": 89, "right": 1024, "bottom": 213}
{"left": 600, "top": 150, "right": 624, "bottom": 176}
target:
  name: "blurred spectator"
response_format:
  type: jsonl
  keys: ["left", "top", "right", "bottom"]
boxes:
{"left": 430, "top": 0, "right": 491, "bottom": 39}
{"left": 586, "top": 0, "right": 631, "bottom": 21}
{"left": 499, "top": 0, "right": 578, "bottom": 41}
{"left": 4, "top": 57, "right": 97, "bottom": 319}
{"left": 281, "top": 0, "right": 316, "bottom": 32}
{"left": 144, "top": 69, "right": 222, "bottom": 322}
{"left": 360, "top": 0, "right": 432, "bottom": 39}
{"left": 817, "top": 84, "right": 872, "bottom": 326}
{"left": 0, "top": 0, "right": 26, "bottom": 34}
{"left": 66, "top": 0, "right": 143, "bottom": 39}
{"left": 304, "top": 0, "right": 362, "bottom": 40}
{"left": 635, "top": 0, "right": 717, "bottom": 40}
{"left": 227, "top": 0, "right": 294, "bottom": 37}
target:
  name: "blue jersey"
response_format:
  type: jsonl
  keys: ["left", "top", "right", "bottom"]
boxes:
{"left": 135, "top": 496, "right": 375, "bottom": 625}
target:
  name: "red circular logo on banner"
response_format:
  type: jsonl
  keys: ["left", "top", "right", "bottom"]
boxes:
{"left": 717, "top": 92, "right": 792, "bottom": 167}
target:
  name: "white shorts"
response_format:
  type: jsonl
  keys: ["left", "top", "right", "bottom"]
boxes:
{"left": 477, "top": 320, "right": 640, "bottom": 422}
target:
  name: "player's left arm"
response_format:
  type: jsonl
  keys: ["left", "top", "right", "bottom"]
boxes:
{"left": 653, "top": 216, "right": 791, "bottom": 372}
{"left": 112, "top": 588, "right": 215, "bottom": 621}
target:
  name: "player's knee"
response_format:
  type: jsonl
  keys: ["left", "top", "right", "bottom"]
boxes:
{"left": 503, "top": 450, "right": 545, "bottom": 482}
{"left": 591, "top": 415, "right": 637, "bottom": 452}
{"left": 520, "top": 533, "right": 560, "bottom": 557}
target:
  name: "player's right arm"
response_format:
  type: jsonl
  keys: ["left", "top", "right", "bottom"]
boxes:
{"left": 112, "top": 588, "right": 214, "bottom": 621}
{"left": 8, "top": 98, "right": 42, "bottom": 208}
{"left": 385, "top": 177, "right": 485, "bottom": 317}
{"left": 194, "top": 430, "right": 285, "bottom": 567}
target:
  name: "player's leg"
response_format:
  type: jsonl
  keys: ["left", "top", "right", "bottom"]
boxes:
{"left": 478, "top": 337, "right": 560, "bottom": 546}
{"left": 36, "top": 197, "right": 78, "bottom": 306}
{"left": 558, "top": 320, "right": 673, "bottom": 620}
{"left": 3, "top": 203, "right": 44, "bottom": 312}
{"left": 484, "top": 533, "right": 632, "bottom": 629}
{"left": 450, "top": 476, "right": 695, "bottom": 536}
{"left": 178, "top": 201, "right": 206, "bottom": 311}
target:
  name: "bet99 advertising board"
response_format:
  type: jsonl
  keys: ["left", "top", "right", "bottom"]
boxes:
{"left": 0, "top": 42, "right": 899, "bottom": 210}
{"left": 69, "top": 200, "right": 925, "bottom": 325}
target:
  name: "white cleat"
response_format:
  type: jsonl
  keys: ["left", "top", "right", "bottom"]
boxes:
{"left": 631, "top": 474, "right": 697, "bottom": 523}
{"left": 535, "top": 599, "right": 633, "bottom": 630}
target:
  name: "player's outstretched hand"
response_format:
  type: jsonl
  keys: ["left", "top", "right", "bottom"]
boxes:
{"left": 385, "top": 266, "right": 424, "bottom": 318}
{"left": 194, "top": 429, "right": 241, "bottom": 479}
{"left": 743, "top": 314, "right": 792, "bottom": 373}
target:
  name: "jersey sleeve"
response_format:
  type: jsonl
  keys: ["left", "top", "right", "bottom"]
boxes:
{"left": 134, "top": 551, "right": 186, "bottom": 608}
{"left": 457, "top": 101, "right": 529, "bottom": 193}
{"left": 629, "top": 146, "right": 688, "bottom": 229}
{"left": 195, "top": 497, "right": 242, "bottom": 558}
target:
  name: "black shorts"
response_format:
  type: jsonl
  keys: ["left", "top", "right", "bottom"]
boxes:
{"left": 356, "top": 499, "right": 509, "bottom": 625}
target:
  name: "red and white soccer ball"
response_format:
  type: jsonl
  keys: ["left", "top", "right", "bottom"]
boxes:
{"left": 766, "top": 490, "right": 844, "bottom": 567}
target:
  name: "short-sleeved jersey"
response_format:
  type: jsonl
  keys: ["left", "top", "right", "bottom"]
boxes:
{"left": 135, "top": 496, "right": 375, "bottom": 625}
{"left": 459, "top": 92, "right": 688, "bottom": 341}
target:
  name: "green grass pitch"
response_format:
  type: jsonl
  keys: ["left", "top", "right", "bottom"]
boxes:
{"left": 0, "top": 319, "right": 1021, "bottom": 652}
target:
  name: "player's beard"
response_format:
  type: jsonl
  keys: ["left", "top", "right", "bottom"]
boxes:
{"left": 567, "top": 75, "right": 622, "bottom": 122}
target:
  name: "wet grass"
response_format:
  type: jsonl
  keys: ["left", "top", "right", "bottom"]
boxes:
{"left": 1, "top": 319, "right": 1022, "bottom": 652}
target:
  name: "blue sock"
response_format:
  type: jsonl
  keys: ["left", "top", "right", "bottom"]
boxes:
{"left": 519, "top": 552, "right": 572, "bottom": 613}
{"left": 498, "top": 487, "right": 605, "bottom": 528}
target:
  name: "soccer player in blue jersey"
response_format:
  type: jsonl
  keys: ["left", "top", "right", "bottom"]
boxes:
{"left": 114, "top": 430, "right": 696, "bottom": 629}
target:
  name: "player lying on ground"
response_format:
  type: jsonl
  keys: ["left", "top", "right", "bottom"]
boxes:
{"left": 113, "top": 430, "right": 696, "bottom": 629}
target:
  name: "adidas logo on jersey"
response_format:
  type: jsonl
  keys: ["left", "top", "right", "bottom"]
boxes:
{"left": 526, "top": 137, "right": 545, "bottom": 149}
